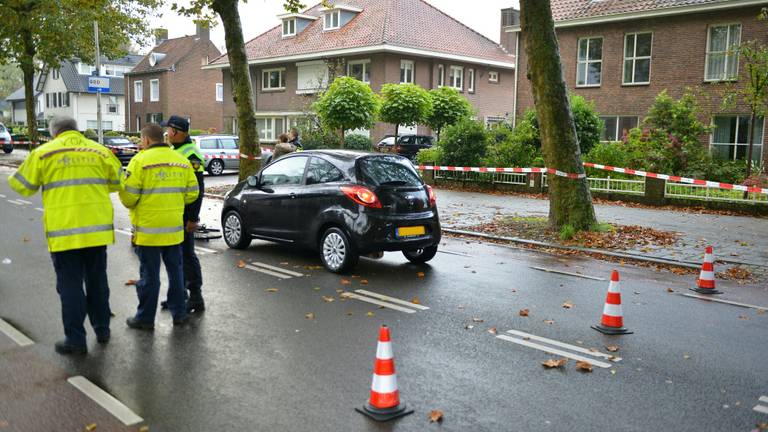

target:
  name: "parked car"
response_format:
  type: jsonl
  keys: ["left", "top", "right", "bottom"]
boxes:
{"left": 221, "top": 150, "right": 441, "bottom": 273}
{"left": 0, "top": 123, "right": 12, "bottom": 154}
{"left": 375, "top": 135, "right": 396, "bottom": 152}
{"left": 394, "top": 135, "right": 434, "bottom": 160}
{"left": 102, "top": 136, "right": 139, "bottom": 165}
{"left": 193, "top": 134, "right": 272, "bottom": 176}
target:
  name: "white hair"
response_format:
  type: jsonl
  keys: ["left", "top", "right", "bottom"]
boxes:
{"left": 49, "top": 115, "right": 79, "bottom": 137}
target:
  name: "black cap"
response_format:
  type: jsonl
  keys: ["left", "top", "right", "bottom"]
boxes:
{"left": 161, "top": 115, "right": 189, "bottom": 133}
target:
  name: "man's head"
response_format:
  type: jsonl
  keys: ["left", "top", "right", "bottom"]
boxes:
{"left": 49, "top": 115, "right": 78, "bottom": 138}
{"left": 162, "top": 115, "right": 190, "bottom": 144}
{"left": 289, "top": 127, "right": 299, "bottom": 139}
{"left": 141, "top": 123, "right": 165, "bottom": 149}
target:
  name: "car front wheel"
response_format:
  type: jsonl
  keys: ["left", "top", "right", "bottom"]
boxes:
{"left": 223, "top": 210, "right": 251, "bottom": 249}
{"left": 2, "top": 146, "right": 11, "bottom": 154}
{"left": 208, "top": 159, "right": 225, "bottom": 176}
{"left": 319, "top": 227, "right": 358, "bottom": 273}
{"left": 403, "top": 245, "right": 438, "bottom": 264}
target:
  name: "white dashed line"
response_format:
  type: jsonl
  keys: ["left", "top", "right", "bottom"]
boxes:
{"left": 340, "top": 292, "right": 417, "bottom": 314}
{"left": 15, "top": 199, "right": 32, "bottom": 204}
{"left": 0, "top": 193, "right": 6, "bottom": 198}
{"left": 67, "top": 376, "right": 144, "bottom": 426}
{"left": 760, "top": 396, "right": 768, "bottom": 404}
{"left": 496, "top": 334, "right": 613, "bottom": 369}
{"left": 354, "top": 289, "right": 430, "bottom": 310}
{"left": 244, "top": 264, "right": 292, "bottom": 279}
{"left": 194, "top": 246, "right": 218, "bottom": 254}
{"left": 754, "top": 404, "right": 768, "bottom": 415}
{"left": 505, "top": 329, "right": 621, "bottom": 362}
{"left": 250, "top": 261, "right": 303, "bottom": 277}
{"left": 6, "top": 199, "right": 24, "bottom": 205}
{"left": 0, "top": 318, "right": 34, "bottom": 347}
{"left": 34, "top": 207, "right": 43, "bottom": 212}
{"left": 680, "top": 293, "right": 768, "bottom": 311}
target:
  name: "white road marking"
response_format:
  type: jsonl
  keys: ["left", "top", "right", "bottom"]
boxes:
{"left": 496, "top": 334, "right": 613, "bottom": 369}
{"left": 354, "top": 289, "right": 430, "bottom": 310}
{"left": 438, "top": 250, "right": 472, "bottom": 257}
{"left": 16, "top": 199, "right": 32, "bottom": 204}
{"left": 505, "top": 329, "right": 621, "bottom": 362}
{"left": 250, "top": 261, "right": 303, "bottom": 277}
{"left": 245, "top": 264, "right": 292, "bottom": 279}
{"left": 0, "top": 193, "right": 6, "bottom": 198}
{"left": 34, "top": 207, "right": 43, "bottom": 212}
{"left": 194, "top": 245, "right": 218, "bottom": 254}
{"left": 529, "top": 266, "right": 606, "bottom": 281}
{"left": 115, "top": 229, "right": 132, "bottom": 237}
{"left": 340, "top": 292, "right": 417, "bottom": 314}
{"left": 0, "top": 318, "right": 34, "bottom": 347}
{"left": 760, "top": 396, "right": 768, "bottom": 404}
{"left": 6, "top": 199, "right": 24, "bottom": 205}
{"left": 680, "top": 293, "right": 768, "bottom": 311}
{"left": 754, "top": 405, "right": 768, "bottom": 415}
{"left": 67, "top": 376, "right": 144, "bottom": 426}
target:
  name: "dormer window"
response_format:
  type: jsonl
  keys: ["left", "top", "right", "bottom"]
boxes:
{"left": 282, "top": 18, "right": 296, "bottom": 37}
{"left": 321, "top": 5, "right": 362, "bottom": 31}
{"left": 324, "top": 10, "right": 340, "bottom": 30}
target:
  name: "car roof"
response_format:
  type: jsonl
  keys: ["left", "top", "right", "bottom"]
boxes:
{"left": 298, "top": 150, "right": 410, "bottom": 163}
{"left": 192, "top": 134, "right": 237, "bottom": 139}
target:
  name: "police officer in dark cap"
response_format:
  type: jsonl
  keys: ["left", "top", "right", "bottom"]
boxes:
{"left": 160, "top": 115, "right": 206, "bottom": 313}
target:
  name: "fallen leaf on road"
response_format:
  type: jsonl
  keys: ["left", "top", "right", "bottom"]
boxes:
{"left": 22, "top": 237, "right": 29, "bottom": 242}
{"left": 139, "top": 427, "right": 149, "bottom": 432}
{"left": 488, "top": 327, "right": 497, "bottom": 335}
{"left": 428, "top": 410, "right": 444, "bottom": 423}
{"left": 458, "top": 304, "right": 466, "bottom": 310}
{"left": 305, "top": 313, "right": 315, "bottom": 320}
{"left": 510, "top": 288, "right": 517, "bottom": 292}
{"left": 411, "top": 297, "right": 421, "bottom": 305}
{"left": 519, "top": 309, "right": 530, "bottom": 317}
{"left": 351, "top": 275, "right": 360, "bottom": 279}
{"left": 346, "top": 311, "right": 353, "bottom": 316}
{"left": 683, "top": 353, "right": 691, "bottom": 359}
{"left": 237, "top": 260, "right": 246, "bottom": 268}
{"left": 417, "top": 272, "right": 425, "bottom": 278}
{"left": 85, "top": 424, "right": 97, "bottom": 432}
{"left": 266, "top": 288, "right": 278, "bottom": 293}
{"left": 465, "top": 324, "right": 474, "bottom": 330}
{"left": 124, "top": 279, "right": 137, "bottom": 286}
{"left": 322, "top": 296, "right": 334, "bottom": 303}
{"left": 610, "top": 369, "right": 617, "bottom": 375}
{"left": 360, "top": 279, "right": 369, "bottom": 285}
{"left": 739, "top": 315, "right": 749, "bottom": 320}
{"left": 757, "top": 309, "right": 766, "bottom": 315}
{"left": 575, "top": 361, "right": 593, "bottom": 372}
{"left": 280, "top": 262, "right": 289, "bottom": 265}
{"left": 340, "top": 279, "right": 351, "bottom": 285}
{"left": 605, "top": 345, "right": 619, "bottom": 352}
{"left": 472, "top": 317, "right": 484, "bottom": 323}
{"left": 542, "top": 358, "right": 567, "bottom": 369}
{"left": 666, "top": 288, "right": 675, "bottom": 293}
{"left": 366, "top": 312, "right": 375, "bottom": 317}
{"left": 543, "top": 319, "right": 555, "bottom": 325}
{"left": 0, "top": 420, "right": 8, "bottom": 428}
{"left": 562, "top": 301, "right": 574, "bottom": 309}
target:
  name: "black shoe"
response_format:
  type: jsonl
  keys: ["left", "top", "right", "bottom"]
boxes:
{"left": 160, "top": 300, "right": 169, "bottom": 310}
{"left": 187, "top": 301, "right": 205, "bottom": 313}
{"left": 173, "top": 316, "right": 189, "bottom": 326}
{"left": 55, "top": 340, "right": 87, "bottom": 355}
{"left": 96, "top": 333, "right": 111, "bottom": 344}
{"left": 126, "top": 317, "right": 154, "bottom": 331}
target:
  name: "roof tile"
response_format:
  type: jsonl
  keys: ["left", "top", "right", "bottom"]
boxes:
{"left": 550, "top": 0, "right": 746, "bottom": 22}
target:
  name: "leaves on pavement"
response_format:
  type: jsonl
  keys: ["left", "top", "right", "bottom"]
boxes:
{"left": 428, "top": 410, "right": 444, "bottom": 423}
{"left": 464, "top": 324, "right": 474, "bottom": 330}
{"left": 85, "top": 424, "right": 97, "bottom": 432}
{"left": 472, "top": 317, "right": 484, "bottom": 323}
{"left": 605, "top": 345, "right": 619, "bottom": 352}
{"left": 666, "top": 288, "right": 675, "bottom": 293}
{"left": 266, "top": 288, "right": 278, "bottom": 293}
{"left": 360, "top": 279, "right": 369, "bottom": 285}
{"left": 542, "top": 358, "right": 567, "bottom": 369}
{"left": 124, "top": 279, "right": 137, "bottom": 286}
{"left": 322, "top": 296, "right": 334, "bottom": 303}
{"left": 340, "top": 279, "right": 351, "bottom": 285}
{"left": 562, "top": 301, "right": 574, "bottom": 309}
{"left": 575, "top": 361, "right": 593, "bottom": 372}
{"left": 305, "top": 313, "right": 315, "bottom": 320}
{"left": 519, "top": 309, "right": 530, "bottom": 317}
{"left": 487, "top": 327, "right": 497, "bottom": 335}
{"left": 237, "top": 260, "right": 246, "bottom": 268}
{"left": 366, "top": 311, "right": 375, "bottom": 317}
{"left": 543, "top": 319, "right": 555, "bottom": 325}
{"left": 411, "top": 297, "right": 421, "bottom": 305}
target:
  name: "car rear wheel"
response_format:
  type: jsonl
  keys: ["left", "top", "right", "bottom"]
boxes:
{"left": 208, "top": 159, "right": 225, "bottom": 176}
{"left": 403, "top": 245, "right": 438, "bottom": 264}
{"left": 319, "top": 227, "right": 358, "bottom": 273}
{"left": 2, "top": 146, "right": 11, "bottom": 154}
{"left": 223, "top": 210, "right": 251, "bottom": 249}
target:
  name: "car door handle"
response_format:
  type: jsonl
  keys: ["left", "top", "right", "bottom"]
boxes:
{"left": 290, "top": 192, "right": 296, "bottom": 199}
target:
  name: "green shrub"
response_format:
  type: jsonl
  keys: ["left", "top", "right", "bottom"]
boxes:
{"left": 104, "top": 130, "right": 123, "bottom": 137}
{"left": 485, "top": 123, "right": 540, "bottom": 167}
{"left": 517, "top": 94, "right": 603, "bottom": 154}
{"left": 559, "top": 224, "right": 576, "bottom": 241}
{"left": 300, "top": 127, "right": 341, "bottom": 150}
{"left": 188, "top": 129, "right": 205, "bottom": 136}
{"left": 84, "top": 129, "right": 97, "bottom": 140}
{"left": 344, "top": 134, "right": 372, "bottom": 151}
{"left": 439, "top": 119, "right": 489, "bottom": 167}
{"left": 416, "top": 145, "right": 443, "bottom": 165}
{"left": 583, "top": 141, "right": 632, "bottom": 178}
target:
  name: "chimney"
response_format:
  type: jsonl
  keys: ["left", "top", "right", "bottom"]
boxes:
{"left": 195, "top": 22, "right": 210, "bottom": 41}
{"left": 154, "top": 28, "right": 169, "bottom": 46}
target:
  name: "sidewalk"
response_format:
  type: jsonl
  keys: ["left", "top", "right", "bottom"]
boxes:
{"left": 0, "top": 148, "right": 29, "bottom": 168}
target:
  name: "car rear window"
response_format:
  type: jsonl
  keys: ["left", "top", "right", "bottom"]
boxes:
{"left": 358, "top": 156, "right": 422, "bottom": 187}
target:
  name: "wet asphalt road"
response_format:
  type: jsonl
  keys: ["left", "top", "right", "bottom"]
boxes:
{"left": 1, "top": 168, "right": 768, "bottom": 432}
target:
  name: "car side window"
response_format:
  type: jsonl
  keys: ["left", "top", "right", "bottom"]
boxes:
{"left": 260, "top": 156, "right": 308, "bottom": 187}
{"left": 219, "top": 138, "right": 238, "bottom": 150}
{"left": 400, "top": 136, "right": 413, "bottom": 144}
{"left": 199, "top": 139, "right": 218, "bottom": 150}
{"left": 306, "top": 157, "right": 344, "bottom": 185}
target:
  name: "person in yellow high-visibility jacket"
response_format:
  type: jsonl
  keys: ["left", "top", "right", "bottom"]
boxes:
{"left": 7, "top": 115, "right": 122, "bottom": 355}
{"left": 119, "top": 123, "right": 199, "bottom": 330}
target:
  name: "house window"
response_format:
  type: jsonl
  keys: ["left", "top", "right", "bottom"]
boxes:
{"left": 577, "top": 37, "right": 603, "bottom": 87}
{"left": 104, "top": 65, "right": 115, "bottom": 76}
{"left": 150, "top": 79, "right": 159, "bottom": 102}
{"left": 449, "top": 66, "right": 463, "bottom": 90}
{"left": 87, "top": 120, "right": 113, "bottom": 130}
{"left": 216, "top": 83, "right": 224, "bottom": 101}
{"left": 63, "top": 93, "right": 69, "bottom": 107}
{"left": 347, "top": 60, "right": 370, "bottom": 83}
{"left": 600, "top": 116, "right": 639, "bottom": 141}
{"left": 623, "top": 32, "right": 652, "bottom": 85}
{"left": 437, "top": 65, "right": 445, "bottom": 87}
{"left": 150, "top": 113, "right": 163, "bottom": 124}
{"left": 256, "top": 117, "right": 285, "bottom": 142}
{"left": 711, "top": 115, "right": 764, "bottom": 161}
{"left": 45, "top": 93, "right": 50, "bottom": 108}
{"left": 107, "top": 96, "right": 118, "bottom": 114}
{"left": 485, "top": 116, "right": 505, "bottom": 128}
{"left": 400, "top": 60, "right": 414, "bottom": 84}
{"left": 488, "top": 71, "right": 499, "bottom": 83}
{"left": 705, "top": 24, "right": 741, "bottom": 81}
{"left": 262, "top": 68, "right": 286, "bottom": 90}
{"left": 134, "top": 80, "right": 143, "bottom": 102}
{"left": 323, "top": 10, "right": 340, "bottom": 30}
{"left": 468, "top": 68, "right": 475, "bottom": 93}
{"left": 52, "top": 70, "right": 60, "bottom": 80}
{"left": 297, "top": 61, "right": 329, "bottom": 93}
{"left": 282, "top": 18, "right": 296, "bottom": 37}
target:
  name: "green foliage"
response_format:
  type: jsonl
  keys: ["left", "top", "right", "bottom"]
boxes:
{"left": 189, "top": 129, "right": 205, "bottom": 136}
{"left": 425, "top": 87, "right": 472, "bottom": 138}
{"left": 439, "top": 119, "right": 489, "bottom": 167}
{"left": 104, "top": 130, "right": 123, "bottom": 137}
{"left": 0, "top": 64, "right": 22, "bottom": 100}
{"left": 485, "top": 123, "right": 541, "bottom": 167}
{"left": 84, "top": 129, "right": 97, "bottom": 140}
{"left": 299, "top": 126, "right": 341, "bottom": 150}
{"left": 313, "top": 76, "right": 379, "bottom": 139}
{"left": 344, "top": 134, "right": 372, "bottom": 151}
{"left": 559, "top": 224, "right": 576, "bottom": 241}
{"left": 379, "top": 83, "right": 432, "bottom": 135}
{"left": 416, "top": 145, "right": 444, "bottom": 165}
{"left": 517, "top": 94, "right": 603, "bottom": 154}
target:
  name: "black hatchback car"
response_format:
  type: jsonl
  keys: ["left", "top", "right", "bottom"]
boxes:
{"left": 103, "top": 136, "right": 139, "bottom": 165}
{"left": 221, "top": 150, "right": 441, "bottom": 273}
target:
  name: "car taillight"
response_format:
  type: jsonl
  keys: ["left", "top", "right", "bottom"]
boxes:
{"left": 426, "top": 185, "right": 437, "bottom": 207}
{"left": 340, "top": 185, "right": 382, "bottom": 209}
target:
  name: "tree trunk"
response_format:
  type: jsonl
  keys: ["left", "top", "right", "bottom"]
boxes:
{"left": 20, "top": 27, "right": 38, "bottom": 146}
{"left": 744, "top": 110, "right": 757, "bottom": 198}
{"left": 340, "top": 128, "right": 345, "bottom": 148}
{"left": 520, "top": 0, "right": 596, "bottom": 230}
{"left": 213, "top": 0, "right": 259, "bottom": 181}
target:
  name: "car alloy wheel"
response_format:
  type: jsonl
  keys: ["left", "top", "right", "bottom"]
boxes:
{"left": 209, "top": 159, "right": 224, "bottom": 176}
{"left": 223, "top": 211, "right": 251, "bottom": 249}
{"left": 323, "top": 232, "right": 346, "bottom": 271}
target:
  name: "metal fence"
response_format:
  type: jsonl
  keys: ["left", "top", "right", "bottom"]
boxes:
{"left": 665, "top": 182, "right": 768, "bottom": 203}
{"left": 541, "top": 174, "right": 644, "bottom": 195}
{"left": 434, "top": 170, "right": 528, "bottom": 186}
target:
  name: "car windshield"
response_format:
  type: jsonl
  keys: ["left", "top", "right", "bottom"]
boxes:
{"left": 0, "top": 125, "right": 6, "bottom": 133}
{"left": 358, "top": 156, "right": 422, "bottom": 187}
{"left": 107, "top": 138, "right": 132, "bottom": 145}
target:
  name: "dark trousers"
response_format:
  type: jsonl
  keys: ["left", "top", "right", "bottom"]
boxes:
{"left": 50, "top": 246, "right": 110, "bottom": 347}
{"left": 182, "top": 230, "right": 203, "bottom": 303}
{"left": 134, "top": 244, "right": 187, "bottom": 323}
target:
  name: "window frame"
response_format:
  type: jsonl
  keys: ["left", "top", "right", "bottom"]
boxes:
{"left": 323, "top": 10, "right": 341, "bottom": 30}
{"left": 576, "top": 36, "right": 603, "bottom": 88}
{"left": 400, "top": 60, "right": 415, "bottom": 84}
{"left": 449, "top": 65, "right": 464, "bottom": 91}
{"left": 704, "top": 23, "right": 742, "bottom": 82}
{"left": 149, "top": 79, "right": 160, "bottom": 102}
{"left": 256, "top": 117, "right": 285, "bottom": 142}
{"left": 710, "top": 114, "right": 765, "bottom": 161}
{"left": 282, "top": 18, "right": 297, "bottom": 37}
{"left": 488, "top": 71, "right": 499, "bottom": 83}
{"left": 134, "top": 80, "right": 143, "bottom": 102}
{"left": 437, "top": 64, "right": 445, "bottom": 87}
{"left": 622, "top": 32, "right": 653, "bottom": 86}
{"left": 216, "top": 83, "right": 224, "bottom": 101}
{"left": 599, "top": 115, "right": 639, "bottom": 142}
{"left": 468, "top": 68, "right": 475, "bottom": 93}
{"left": 107, "top": 96, "right": 118, "bottom": 114}
{"left": 347, "top": 59, "right": 371, "bottom": 84}
{"left": 262, "top": 68, "right": 286, "bottom": 91}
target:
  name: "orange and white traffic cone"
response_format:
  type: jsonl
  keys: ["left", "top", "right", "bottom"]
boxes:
{"left": 356, "top": 325, "right": 414, "bottom": 422}
{"left": 592, "top": 270, "right": 632, "bottom": 335}
{"left": 691, "top": 246, "right": 721, "bottom": 294}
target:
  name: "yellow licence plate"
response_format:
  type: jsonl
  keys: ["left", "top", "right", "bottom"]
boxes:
{"left": 396, "top": 226, "right": 426, "bottom": 238}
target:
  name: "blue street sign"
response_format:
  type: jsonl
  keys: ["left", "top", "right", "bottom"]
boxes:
{"left": 88, "top": 76, "right": 110, "bottom": 93}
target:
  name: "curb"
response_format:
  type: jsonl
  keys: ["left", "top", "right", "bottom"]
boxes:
{"left": 204, "top": 193, "right": 226, "bottom": 200}
{"left": 443, "top": 228, "right": 702, "bottom": 269}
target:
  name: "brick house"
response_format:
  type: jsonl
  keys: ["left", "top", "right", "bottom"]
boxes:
{"left": 124, "top": 25, "right": 223, "bottom": 132}
{"left": 204, "top": 0, "right": 516, "bottom": 144}
{"left": 502, "top": 0, "right": 768, "bottom": 163}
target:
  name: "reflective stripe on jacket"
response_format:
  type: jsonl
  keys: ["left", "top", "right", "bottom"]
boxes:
{"left": 119, "top": 144, "right": 199, "bottom": 246}
{"left": 175, "top": 142, "right": 204, "bottom": 173}
{"left": 7, "top": 130, "right": 122, "bottom": 252}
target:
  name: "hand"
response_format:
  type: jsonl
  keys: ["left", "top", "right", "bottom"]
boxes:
{"left": 185, "top": 221, "right": 198, "bottom": 233}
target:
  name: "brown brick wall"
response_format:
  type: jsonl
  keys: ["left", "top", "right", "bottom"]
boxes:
{"left": 125, "top": 71, "right": 167, "bottom": 131}
{"left": 511, "top": 6, "right": 768, "bottom": 162}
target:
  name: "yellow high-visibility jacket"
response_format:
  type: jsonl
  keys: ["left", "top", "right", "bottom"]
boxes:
{"left": 8, "top": 130, "right": 122, "bottom": 252}
{"left": 119, "top": 143, "right": 199, "bottom": 246}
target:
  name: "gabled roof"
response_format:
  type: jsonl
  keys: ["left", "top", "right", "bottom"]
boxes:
{"left": 209, "top": 0, "right": 514, "bottom": 68}
{"left": 58, "top": 60, "right": 126, "bottom": 96}
{"left": 6, "top": 77, "right": 41, "bottom": 102}
{"left": 71, "top": 54, "right": 144, "bottom": 67}
{"left": 128, "top": 35, "right": 216, "bottom": 75}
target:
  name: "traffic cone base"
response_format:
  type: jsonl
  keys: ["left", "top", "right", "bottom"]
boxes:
{"left": 690, "top": 286, "right": 722, "bottom": 295}
{"left": 356, "top": 403, "right": 414, "bottom": 422}
{"left": 591, "top": 324, "right": 633, "bottom": 335}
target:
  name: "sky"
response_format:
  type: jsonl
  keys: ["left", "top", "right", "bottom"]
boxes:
{"left": 142, "top": 0, "right": 519, "bottom": 54}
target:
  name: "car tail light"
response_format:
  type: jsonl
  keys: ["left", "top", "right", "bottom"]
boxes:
{"left": 426, "top": 185, "right": 437, "bottom": 207}
{"left": 340, "top": 185, "right": 382, "bottom": 209}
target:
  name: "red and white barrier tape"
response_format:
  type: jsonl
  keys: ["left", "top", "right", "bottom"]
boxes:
{"left": 0, "top": 140, "right": 39, "bottom": 146}
{"left": 417, "top": 165, "right": 586, "bottom": 179}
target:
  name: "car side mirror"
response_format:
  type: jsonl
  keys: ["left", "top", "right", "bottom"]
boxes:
{"left": 246, "top": 175, "right": 260, "bottom": 188}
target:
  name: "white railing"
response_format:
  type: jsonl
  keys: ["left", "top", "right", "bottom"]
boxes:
{"left": 665, "top": 182, "right": 768, "bottom": 203}
{"left": 542, "top": 174, "right": 644, "bottom": 195}
{"left": 434, "top": 170, "right": 527, "bottom": 185}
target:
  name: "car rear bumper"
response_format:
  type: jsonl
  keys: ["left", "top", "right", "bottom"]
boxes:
{"left": 349, "top": 210, "right": 441, "bottom": 254}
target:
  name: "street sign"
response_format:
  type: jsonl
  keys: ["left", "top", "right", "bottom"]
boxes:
{"left": 87, "top": 76, "right": 110, "bottom": 93}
